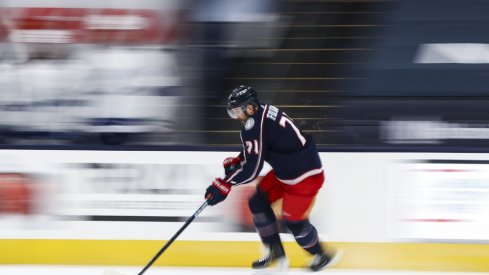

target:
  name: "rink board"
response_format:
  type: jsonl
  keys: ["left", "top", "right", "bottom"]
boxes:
{"left": 1, "top": 150, "right": 489, "bottom": 271}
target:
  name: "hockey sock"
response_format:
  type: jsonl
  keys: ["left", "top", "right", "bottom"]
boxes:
{"left": 248, "top": 190, "right": 282, "bottom": 247}
{"left": 286, "top": 220, "right": 324, "bottom": 255}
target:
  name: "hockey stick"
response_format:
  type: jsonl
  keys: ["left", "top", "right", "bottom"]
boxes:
{"left": 136, "top": 200, "right": 209, "bottom": 275}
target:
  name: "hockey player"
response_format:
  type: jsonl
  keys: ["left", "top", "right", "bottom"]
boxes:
{"left": 204, "top": 85, "right": 340, "bottom": 271}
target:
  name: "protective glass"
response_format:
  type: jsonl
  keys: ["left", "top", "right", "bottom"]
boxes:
{"left": 227, "top": 106, "right": 245, "bottom": 119}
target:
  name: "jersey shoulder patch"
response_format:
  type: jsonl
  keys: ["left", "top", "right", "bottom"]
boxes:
{"left": 244, "top": 117, "right": 255, "bottom": 130}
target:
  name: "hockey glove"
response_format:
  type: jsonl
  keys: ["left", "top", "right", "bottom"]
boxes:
{"left": 223, "top": 156, "right": 241, "bottom": 176}
{"left": 205, "top": 178, "right": 231, "bottom": 206}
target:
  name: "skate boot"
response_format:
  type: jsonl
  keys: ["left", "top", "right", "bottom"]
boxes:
{"left": 309, "top": 249, "right": 344, "bottom": 272}
{"left": 252, "top": 244, "right": 288, "bottom": 270}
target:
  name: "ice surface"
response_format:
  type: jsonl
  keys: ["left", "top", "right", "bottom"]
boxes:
{"left": 0, "top": 266, "right": 486, "bottom": 275}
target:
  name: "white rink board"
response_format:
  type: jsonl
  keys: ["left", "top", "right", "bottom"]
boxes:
{"left": 0, "top": 150, "right": 489, "bottom": 242}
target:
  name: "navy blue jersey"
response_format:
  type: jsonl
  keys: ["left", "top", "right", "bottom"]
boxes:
{"left": 225, "top": 104, "right": 323, "bottom": 185}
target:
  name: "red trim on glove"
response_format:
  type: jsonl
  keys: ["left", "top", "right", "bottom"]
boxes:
{"left": 223, "top": 157, "right": 241, "bottom": 168}
{"left": 212, "top": 178, "right": 231, "bottom": 195}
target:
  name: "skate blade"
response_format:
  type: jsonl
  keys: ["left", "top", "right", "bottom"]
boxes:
{"left": 325, "top": 248, "right": 345, "bottom": 269}
{"left": 253, "top": 258, "right": 289, "bottom": 275}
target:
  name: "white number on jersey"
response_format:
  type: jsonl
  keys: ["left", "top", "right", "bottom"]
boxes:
{"left": 245, "top": 139, "right": 259, "bottom": 154}
{"left": 279, "top": 116, "right": 306, "bottom": 145}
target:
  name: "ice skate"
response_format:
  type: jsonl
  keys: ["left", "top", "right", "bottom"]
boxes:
{"left": 309, "top": 249, "right": 344, "bottom": 272}
{"left": 252, "top": 245, "right": 289, "bottom": 271}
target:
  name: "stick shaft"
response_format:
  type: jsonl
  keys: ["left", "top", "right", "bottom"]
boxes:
{"left": 137, "top": 201, "right": 209, "bottom": 275}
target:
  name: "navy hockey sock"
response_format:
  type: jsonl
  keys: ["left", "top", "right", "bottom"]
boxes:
{"left": 248, "top": 190, "right": 281, "bottom": 247}
{"left": 286, "top": 220, "right": 324, "bottom": 255}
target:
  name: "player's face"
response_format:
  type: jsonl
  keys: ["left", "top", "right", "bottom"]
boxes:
{"left": 227, "top": 104, "right": 253, "bottom": 122}
{"left": 228, "top": 107, "right": 246, "bottom": 121}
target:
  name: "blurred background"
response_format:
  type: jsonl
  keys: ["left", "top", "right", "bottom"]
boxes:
{"left": 1, "top": 0, "right": 489, "bottom": 273}
{"left": 1, "top": 0, "right": 488, "bottom": 149}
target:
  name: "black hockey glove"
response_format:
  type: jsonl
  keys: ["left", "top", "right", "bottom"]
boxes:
{"left": 223, "top": 156, "right": 241, "bottom": 176}
{"left": 205, "top": 178, "right": 231, "bottom": 206}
